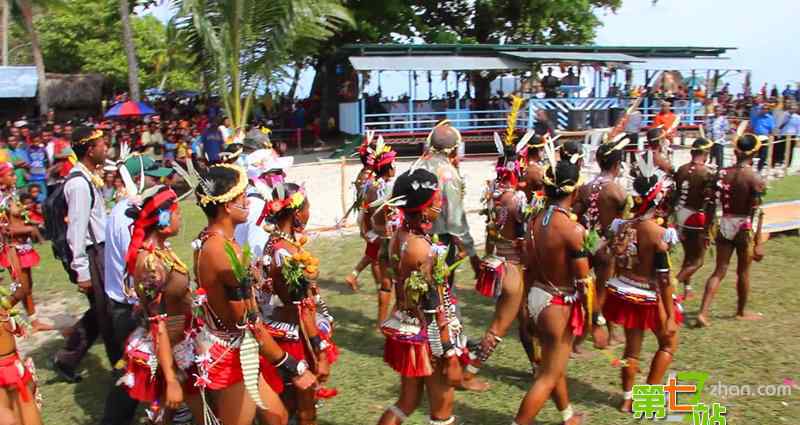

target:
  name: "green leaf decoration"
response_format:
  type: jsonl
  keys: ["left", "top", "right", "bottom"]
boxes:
{"left": 404, "top": 271, "right": 429, "bottom": 306}
{"left": 223, "top": 241, "right": 246, "bottom": 282}
{"left": 583, "top": 229, "right": 600, "bottom": 254}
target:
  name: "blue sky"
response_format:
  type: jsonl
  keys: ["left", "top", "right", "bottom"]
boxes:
{"left": 145, "top": 0, "right": 798, "bottom": 97}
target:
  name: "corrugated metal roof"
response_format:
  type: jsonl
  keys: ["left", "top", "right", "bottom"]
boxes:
{"left": 0, "top": 67, "right": 38, "bottom": 98}
{"left": 349, "top": 55, "right": 528, "bottom": 71}
{"left": 342, "top": 43, "right": 735, "bottom": 59}
{"left": 501, "top": 51, "right": 644, "bottom": 63}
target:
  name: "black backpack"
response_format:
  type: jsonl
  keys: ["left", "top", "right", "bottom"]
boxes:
{"left": 43, "top": 172, "right": 95, "bottom": 282}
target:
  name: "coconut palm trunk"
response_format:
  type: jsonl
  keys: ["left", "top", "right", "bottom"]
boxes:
{"left": 1, "top": 0, "right": 9, "bottom": 65}
{"left": 118, "top": 0, "right": 141, "bottom": 101}
{"left": 15, "top": 0, "right": 47, "bottom": 112}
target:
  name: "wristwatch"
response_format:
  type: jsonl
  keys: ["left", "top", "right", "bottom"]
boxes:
{"left": 296, "top": 360, "right": 309, "bottom": 376}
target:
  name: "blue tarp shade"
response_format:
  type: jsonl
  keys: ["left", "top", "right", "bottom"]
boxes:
{"left": 0, "top": 66, "right": 38, "bottom": 98}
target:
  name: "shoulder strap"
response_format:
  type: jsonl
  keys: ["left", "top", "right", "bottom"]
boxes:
{"left": 66, "top": 171, "right": 98, "bottom": 244}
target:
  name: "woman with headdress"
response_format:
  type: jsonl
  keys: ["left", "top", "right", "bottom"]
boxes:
{"left": 572, "top": 135, "right": 630, "bottom": 348}
{"left": 466, "top": 97, "right": 532, "bottom": 380}
{"left": 258, "top": 182, "right": 338, "bottom": 425}
{"left": 603, "top": 153, "right": 682, "bottom": 412}
{"left": 377, "top": 168, "right": 466, "bottom": 425}
{"left": 344, "top": 131, "right": 378, "bottom": 291}
{"left": 0, "top": 152, "right": 50, "bottom": 333}
{"left": 191, "top": 164, "right": 314, "bottom": 425}
{"left": 697, "top": 133, "right": 766, "bottom": 327}
{"left": 514, "top": 158, "right": 591, "bottom": 425}
{"left": 360, "top": 138, "right": 398, "bottom": 329}
{"left": 116, "top": 186, "right": 202, "bottom": 423}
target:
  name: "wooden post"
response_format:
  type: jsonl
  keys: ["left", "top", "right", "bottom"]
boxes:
{"left": 767, "top": 135, "right": 775, "bottom": 170}
{"left": 340, "top": 156, "right": 348, "bottom": 223}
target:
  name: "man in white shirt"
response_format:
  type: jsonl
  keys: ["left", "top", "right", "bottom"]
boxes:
{"left": 100, "top": 155, "right": 171, "bottom": 425}
{"left": 778, "top": 105, "right": 800, "bottom": 166}
{"left": 234, "top": 148, "right": 293, "bottom": 257}
{"left": 53, "top": 126, "right": 112, "bottom": 383}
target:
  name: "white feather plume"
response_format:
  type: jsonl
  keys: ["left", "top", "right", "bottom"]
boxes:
{"left": 516, "top": 130, "right": 534, "bottom": 154}
{"left": 543, "top": 134, "right": 558, "bottom": 175}
{"left": 636, "top": 151, "right": 657, "bottom": 179}
{"left": 493, "top": 132, "right": 504, "bottom": 155}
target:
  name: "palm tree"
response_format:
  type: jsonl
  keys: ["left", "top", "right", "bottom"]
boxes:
{"left": 1, "top": 0, "right": 9, "bottom": 65}
{"left": 14, "top": 0, "right": 48, "bottom": 113}
{"left": 118, "top": 0, "right": 140, "bottom": 101}
{"left": 172, "top": 0, "right": 351, "bottom": 133}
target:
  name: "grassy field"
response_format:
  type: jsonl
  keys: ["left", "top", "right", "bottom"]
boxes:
{"left": 27, "top": 177, "right": 800, "bottom": 424}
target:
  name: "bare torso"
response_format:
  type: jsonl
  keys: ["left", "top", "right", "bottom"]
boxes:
{"left": 674, "top": 162, "right": 712, "bottom": 211}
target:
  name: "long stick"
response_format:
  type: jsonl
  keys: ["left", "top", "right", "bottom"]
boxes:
{"left": 340, "top": 156, "right": 347, "bottom": 223}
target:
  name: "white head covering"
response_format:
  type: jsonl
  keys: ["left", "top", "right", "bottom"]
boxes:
{"left": 245, "top": 148, "right": 294, "bottom": 180}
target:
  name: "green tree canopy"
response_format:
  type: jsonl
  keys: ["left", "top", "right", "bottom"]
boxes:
{"left": 30, "top": 0, "right": 199, "bottom": 91}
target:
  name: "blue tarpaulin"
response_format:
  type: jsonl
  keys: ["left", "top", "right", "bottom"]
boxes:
{"left": 0, "top": 66, "right": 38, "bottom": 98}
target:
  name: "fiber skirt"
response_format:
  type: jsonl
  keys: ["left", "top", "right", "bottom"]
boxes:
{"left": 603, "top": 277, "right": 684, "bottom": 331}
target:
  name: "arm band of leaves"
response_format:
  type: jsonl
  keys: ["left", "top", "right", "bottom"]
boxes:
{"left": 654, "top": 251, "right": 669, "bottom": 272}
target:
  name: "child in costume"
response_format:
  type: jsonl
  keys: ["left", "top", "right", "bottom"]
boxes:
{"left": 345, "top": 131, "right": 379, "bottom": 291}
{"left": 468, "top": 96, "right": 533, "bottom": 376}
{"left": 361, "top": 137, "right": 398, "bottom": 329}
{"left": 186, "top": 163, "right": 314, "bottom": 425}
{"left": 377, "top": 168, "right": 467, "bottom": 425}
{"left": 115, "top": 186, "right": 202, "bottom": 424}
{"left": 604, "top": 152, "right": 683, "bottom": 412}
{"left": 258, "top": 182, "right": 338, "bottom": 425}
{"left": 0, "top": 154, "right": 50, "bottom": 333}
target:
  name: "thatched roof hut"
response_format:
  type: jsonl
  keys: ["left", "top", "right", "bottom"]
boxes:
{"left": 46, "top": 73, "right": 105, "bottom": 109}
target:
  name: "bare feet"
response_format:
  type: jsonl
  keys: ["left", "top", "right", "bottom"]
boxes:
{"left": 695, "top": 313, "right": 711, "bottom": 328}
{"left": 736, "top": 312, "right": 764, "bottom": 321}
{"left": 344, "top": 273, "right": 359, "bottom": 292}
{"left": 457, "top": 376, "right": 491, "bottom": 392}
{"left": 619, "top": 398, "right": 633, "bottom": 413}
{"left": 563, "top": 412, "right": 586, "bottom": 425}
{"left": 608, "top": 332, "right": 625, "bottom": 347}
{"left": 31, "top": 318, "right": 55, "bottom": 333}
{"left": 592, "top": 326, "right": 609, "bottom": 349}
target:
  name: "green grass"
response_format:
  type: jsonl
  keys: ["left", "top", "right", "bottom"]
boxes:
{"left": 28, "top": 177, "right": 800, "bottom": 424}
{"left": 765, "top": 175, "right": 800, "bottom": 203}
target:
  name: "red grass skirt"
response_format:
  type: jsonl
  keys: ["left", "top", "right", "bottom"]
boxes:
{"left": 365, "top": 240, "right": 381, "bottom": 261}
{"left": 204, "top": 344, "right": 243, "bottom": 390}
{"left": 383, "top": 336, "right": 434, "bottom": 378}
{"left": 0, "top": 353, "right": 32, "bottom": 402}
{"left": 603, "top": 289, "right": 684, "bottom": 331}
{"left": 0, "top": 245, "right": 40, "bottom": 270}
{"left": 258, "top": 357, "right": 285, "bottom": 393}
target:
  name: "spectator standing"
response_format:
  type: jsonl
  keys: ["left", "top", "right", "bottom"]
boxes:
{"left": 777, "top": 105, "right": 800, "bottom": 166}
{"left": 52, "top": 126, "right": 115, "bottom": 383}
{"left": 707, "top": 108, "right": 731, "bottom": 167}
{"left": 541, "top": 67, "right": 561, "bottom": 98}
{"left": 7, "top": 135, "right": 30, "bottom": 189}
{"left": 750, "top": 103, "right": 775, "bottom": 172}
{"left": 624, "top": 110, "right": 644, "bottom": 162}
{"left": 200, "top": 118, "right": 224, "bottom": 163}
{"left": 27, "top": 135, "right": 48, "bottom": 198}
{"left": 652, "top": 101, "right": 679, "bottom": 144}
{"left": 533, "top": 109, "right": 555, "bottom": 136}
